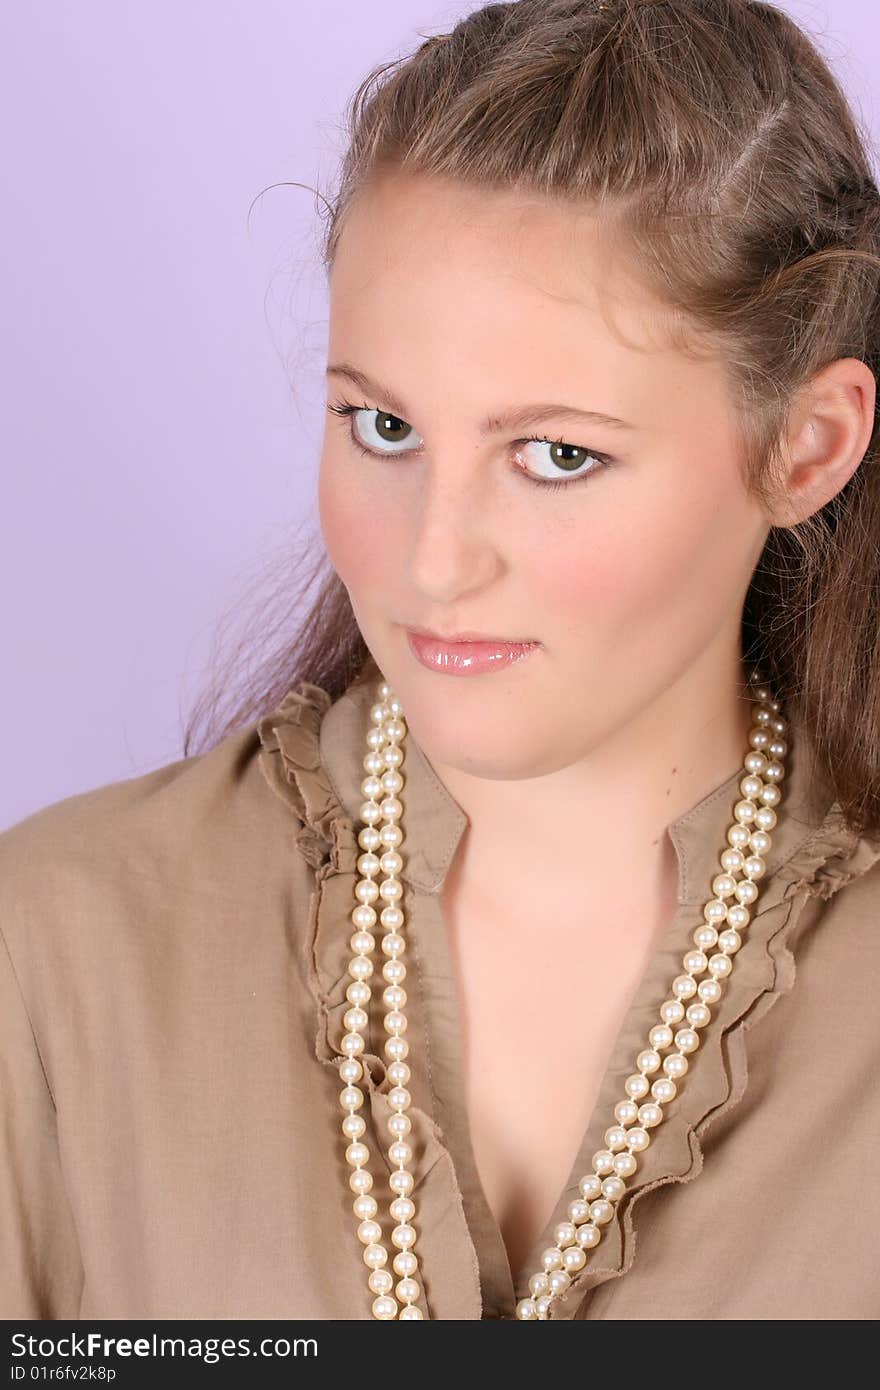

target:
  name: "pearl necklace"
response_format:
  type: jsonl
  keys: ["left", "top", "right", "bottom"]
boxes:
{"left": 334, "top": 668, "right": 787, "bottom": 1319}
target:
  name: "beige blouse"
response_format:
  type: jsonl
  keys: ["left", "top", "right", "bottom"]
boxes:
{"left": 2, "top": 654, "right": 880, "bottom": 1320}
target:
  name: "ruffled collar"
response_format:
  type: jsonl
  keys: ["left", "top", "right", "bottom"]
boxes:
{"left": 256, "top": 657, "right": 880, "bottom": 1318}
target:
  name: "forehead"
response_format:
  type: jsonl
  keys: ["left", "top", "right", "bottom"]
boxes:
{"left": 327, "top": 170, "right": 724, "bottom": 420}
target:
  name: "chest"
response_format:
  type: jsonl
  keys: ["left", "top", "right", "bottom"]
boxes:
{"left": 438, "top": 879, "right": 672, "bottom": 1284}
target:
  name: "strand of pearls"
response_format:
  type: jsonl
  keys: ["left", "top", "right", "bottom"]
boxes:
{"left": 334, "top": 669, "right": 787, "bottom": 1320}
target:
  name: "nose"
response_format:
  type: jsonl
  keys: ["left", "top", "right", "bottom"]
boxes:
{"left": 405, "top": 456, "right": 503, "bottom": 603}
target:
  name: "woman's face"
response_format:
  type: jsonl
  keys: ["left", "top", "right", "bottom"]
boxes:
{"left": 318, "top": 169, "right": 771, "bottom": 780}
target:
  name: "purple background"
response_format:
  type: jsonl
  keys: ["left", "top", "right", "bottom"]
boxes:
{"left": 1, "top": 2, "right": 876, "bottom": 831}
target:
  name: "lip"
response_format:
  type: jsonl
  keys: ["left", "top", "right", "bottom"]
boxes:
{"left": 405, "top": 627, "right": 541, "bottom": 676}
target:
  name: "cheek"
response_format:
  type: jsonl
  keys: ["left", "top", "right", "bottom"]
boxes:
{"left": 318, "top": 453, "right": 365, "bottom": 580}
{"left": 317, "top": 452, "right": 402, "bottom": 597}
{"left": 532, "top": 471, "right": 748, "bottom": 639}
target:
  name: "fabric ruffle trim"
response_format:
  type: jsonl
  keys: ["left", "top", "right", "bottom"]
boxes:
{"left": 257, "top": 680, "right": 880, "bottom": 1320}
{"left": 256, "top": 682, "right": 454, "bottom": 1202}
{"left": 557, "top": 809, "right": 880, "bottom": 1318}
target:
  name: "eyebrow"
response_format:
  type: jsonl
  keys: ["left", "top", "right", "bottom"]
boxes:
{"left": 326, "top": 362, "right": 636, "bottom": 434}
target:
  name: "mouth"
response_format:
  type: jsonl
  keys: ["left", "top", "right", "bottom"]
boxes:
{"left": 404, "top": 627, "right": 542, "bottom": 677}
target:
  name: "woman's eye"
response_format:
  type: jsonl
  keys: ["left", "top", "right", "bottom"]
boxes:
{"left": 512, "top": 437, "right": 613, "bottom": 490}
{"left": 326, "top": 400, "right": 614, "bottom": 491}
{"left": 335, "top": 404, "right": 422, "bottom": 455}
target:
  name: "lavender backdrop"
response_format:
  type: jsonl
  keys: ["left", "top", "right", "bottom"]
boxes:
{"left": 1, "top": 2, "right": 876, "bottom": 830}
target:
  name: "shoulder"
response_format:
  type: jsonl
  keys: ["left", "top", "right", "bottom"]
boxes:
{"left": 0, "top": 718, "right": 305, "bottom": 963}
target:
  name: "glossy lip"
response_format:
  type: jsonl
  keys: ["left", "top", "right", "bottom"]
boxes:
{"left": 405, "top": 627, "right": 541, "bottom": 676}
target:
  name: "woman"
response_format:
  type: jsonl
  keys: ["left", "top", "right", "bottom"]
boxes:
{"left": 3, "top": 0, "right": 880, "bottom": 1320}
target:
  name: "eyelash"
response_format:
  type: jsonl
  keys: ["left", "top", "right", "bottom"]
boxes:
{"left": 326, "top": 398, "right": 615, "bottom": 492}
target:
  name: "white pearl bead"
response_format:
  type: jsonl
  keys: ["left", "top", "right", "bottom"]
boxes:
{"left": 576, "top": 1223, "right": 601, "bottom": 1248}
{"left": 726, "top": 904, "right": 750, "bottom": 929}
{"left": 660, "top": 999, "right": 685, "bottom": 1024}
{"left": 625, "top": 1072, "right": 650, "bottom": 1098}
{"left": 708, "top": 953, "right": 733, "bottom": 977}
{"left": 393, "top": 1249, "right": 418, "bottom": 1275}
{"left": 663, "top": 1053, "right": 689, "bottom": 1078}
{"left": 734, "top": 878, "right": 758, "bottom": 905}
{"left": 372, "top": 1295, "right": 397, "bottom": 1319}
{"left": 685, "top": 1003, "right": 710, "bottom": 1029}
{"left": 344, "top": 1006, "right": 369, "bottom": 1032}
{"left": 649, "top": 1023, "right": 674, "bottom": 1049}
{"left": 529, "top": 1273, "right": 550, "bottom": 1296}
{"left": 399, "top": 1305, "right": 424, "bottom": 1319}
{"left": 541, "top": 1247, "right": 564, "bottom": 1271}
{"left": 589, "top": 1199, "right": 614, "bottom": 1225}
{"left": 369, "top": 1269, "right": 393, "bottom": 1294}
{"left": 683, "top": 950, "right": 708, "bottom": 975}
{"left": 563, "top": 1245, "right": 587, "bottom": 1272}
{"left": 516, "top": 1299, "right": 538, "bottom": 1319}
{"left": 651, "top": 1077, "right": 676, "bottom": 1102}
{"left": 625, "top": 1127, "right": 650, "bottom": 1152}
{"left": 613, "top": 1151, "right": 638, "bottom": 1178}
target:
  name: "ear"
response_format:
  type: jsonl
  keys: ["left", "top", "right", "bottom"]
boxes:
{"left": 768, "top": 357, "right": 877, "bottom": 527}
